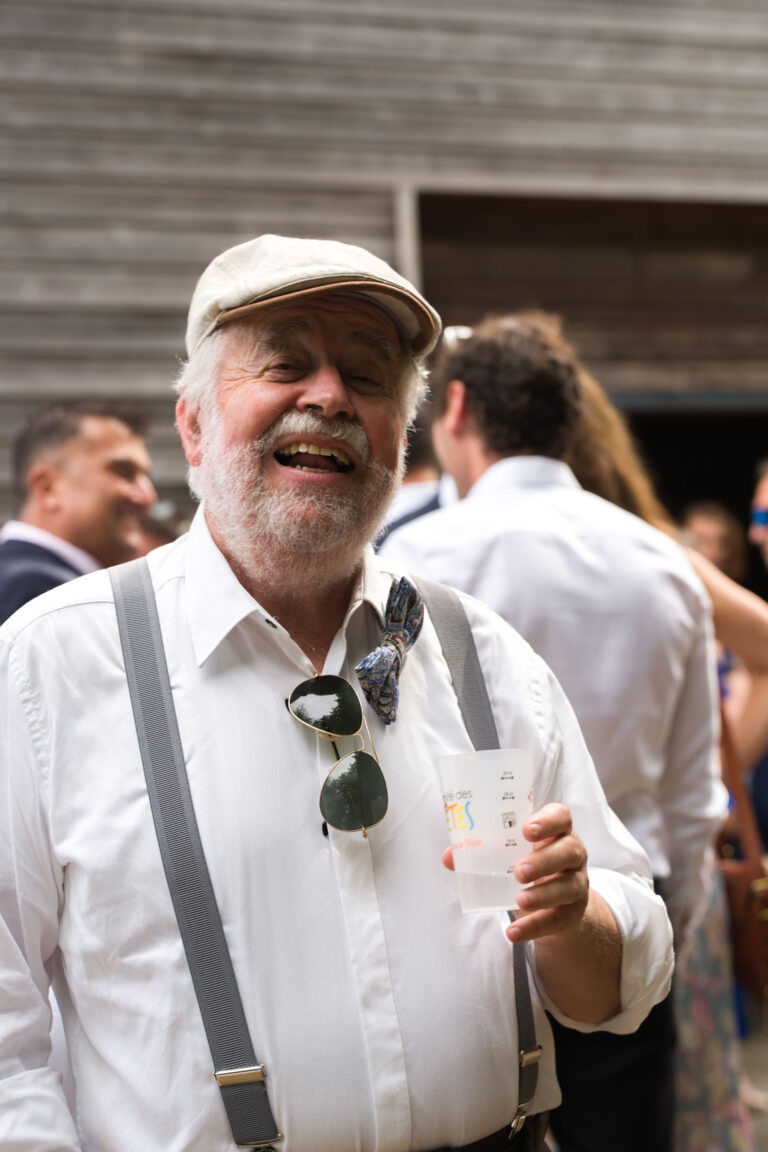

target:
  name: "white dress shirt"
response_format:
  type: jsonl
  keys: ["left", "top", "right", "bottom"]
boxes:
{"left": 384, "top": 478, "right": 441, "bottom": 523}
{"left": 0, "top": 520, "right": 96, "bottom": 1108}
{"left": 384, "top": 476, "right": 459, "bottom": 528}
{"left": 0, "top": 507, "right": 672, "bottom": 1152}
{"left": 381, "top": 457, "right": 727, "bottom": 941}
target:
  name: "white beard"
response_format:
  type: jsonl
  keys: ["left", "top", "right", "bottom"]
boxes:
{"left": 190, "top": 410, "right": 404, "bottom": 591}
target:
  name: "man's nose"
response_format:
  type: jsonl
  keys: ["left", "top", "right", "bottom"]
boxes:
{"left": 132, "top": 474, "right": 157, "bottom": 511}
{"left": 297, "top": 366, "right": 353, "bottom": 420}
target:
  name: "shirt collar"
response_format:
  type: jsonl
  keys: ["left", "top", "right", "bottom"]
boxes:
{"left": 0, "top": 520, "right": 101, "bottom": 574}
{"left": 341, "top": 545, "right": 392, "bottom": 633}
{"left": 466, "top": 455, "right": 581, "bottom": 499}
{"left": 185, "top": 506, "right": 392, "bottom": 666}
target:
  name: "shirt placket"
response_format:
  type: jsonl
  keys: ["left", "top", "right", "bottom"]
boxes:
{"left": 321, "top": 611, "right": 412, "bottom": 1152}
{"left": 326, "top": 824, "right": 412, "bottom": 1152}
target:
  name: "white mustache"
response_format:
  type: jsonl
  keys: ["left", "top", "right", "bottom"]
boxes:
{"left": 253, "top": 410, "right": 371, "bottom": 462}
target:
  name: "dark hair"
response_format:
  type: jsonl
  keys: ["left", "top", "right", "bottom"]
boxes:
{"left": 428, "top": 312, "right": 582, "bottom": 460}
{"left": 12, "top": 401, "right": 147, "bottom": 498}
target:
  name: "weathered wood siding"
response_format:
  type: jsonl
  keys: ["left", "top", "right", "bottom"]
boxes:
{"left": 421, "top": 194, "right": 768, "bottom": 402}
{"left": 2, "top": 0, "right": 768, "bottom": 517}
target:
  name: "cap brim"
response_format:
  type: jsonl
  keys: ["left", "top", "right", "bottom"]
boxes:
{"left": 216, "top": 279, "right": 440, "bottom": 356}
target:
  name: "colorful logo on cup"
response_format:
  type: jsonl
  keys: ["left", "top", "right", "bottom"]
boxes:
{"left": 444, "top": 789, "right": 474, "bottom": 832}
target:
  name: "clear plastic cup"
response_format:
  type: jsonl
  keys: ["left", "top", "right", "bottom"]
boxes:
{"left": 438, "top": 748, "right": 534, "bottom": 912}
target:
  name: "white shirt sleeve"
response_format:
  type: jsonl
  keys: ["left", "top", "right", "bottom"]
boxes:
{"left": 0, "top": 636, "right": 83, "bottom": 1150}
{"left": 655, "top": 593, "right": 726, "bottom": 940}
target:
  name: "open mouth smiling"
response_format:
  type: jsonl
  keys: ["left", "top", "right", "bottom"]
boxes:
{"left": 274, "top": 441, "right": 355, "bottom": 474}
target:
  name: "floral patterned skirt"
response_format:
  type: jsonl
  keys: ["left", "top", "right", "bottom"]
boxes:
{"left": 674, "top": 865, "right": 754, "bottom": 1152}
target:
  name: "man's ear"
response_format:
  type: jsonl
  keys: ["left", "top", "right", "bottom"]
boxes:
{"left": 443, "top": 379, "right": 470, "bottom": 438}
{"left": 25, "top": 462, "right": 61, "bottom": 509}
{"left": 175, "top": 395, "right": 203, "bottom": 467}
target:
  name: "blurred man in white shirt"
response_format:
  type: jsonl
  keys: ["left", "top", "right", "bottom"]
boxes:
{"left": 381, "top": 311, "right": 725, "bottom": 1152}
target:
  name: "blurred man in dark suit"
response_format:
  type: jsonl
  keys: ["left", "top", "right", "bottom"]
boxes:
{"left": 0, "top": 401, "right": 155, "bottom": 622}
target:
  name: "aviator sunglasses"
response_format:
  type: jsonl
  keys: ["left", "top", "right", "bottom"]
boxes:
{"left": 286, "top": 674, "right": 387, "bottom": 838}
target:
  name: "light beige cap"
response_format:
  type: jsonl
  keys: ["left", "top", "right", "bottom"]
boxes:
{"left": 185, "top": 234, "right": 442, "bottom": 358}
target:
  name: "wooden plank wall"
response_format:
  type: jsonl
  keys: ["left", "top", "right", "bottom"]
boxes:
{"left": 421, "top": 194, "right": 768, "bottom": 402}
{"left": 2, "top": 0, "right": 768, "bottom": 520}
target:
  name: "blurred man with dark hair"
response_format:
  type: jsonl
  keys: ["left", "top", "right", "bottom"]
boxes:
{"left": 0, "top": 401, "right": 156, "bottom": 622}
{"left": 381, "top": 311, "right": 725, "bottom": 1152}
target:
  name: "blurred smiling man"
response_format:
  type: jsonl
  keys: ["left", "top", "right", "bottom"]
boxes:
{"left": 0, "top": 401, "right": 156, "bottom": 622}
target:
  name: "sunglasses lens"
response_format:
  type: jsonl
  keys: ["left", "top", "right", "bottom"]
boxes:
{"left": 320, "top": 751, "right": 388, "bottom": 832}
{"left": 289, "top": 675, "right": 363, "bottom": 737}
{"left": 752, "top": 508, "right": 768, "bottom": 527}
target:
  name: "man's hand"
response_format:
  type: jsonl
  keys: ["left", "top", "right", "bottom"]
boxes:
{"left": 442, "top": 802, "right": 589, "bottom": 941}
{"left": 443, "top": 802, "right": 622, "bottom": 1023}
{"left": 506, "top": 802, "right": 589, "bottom": 942}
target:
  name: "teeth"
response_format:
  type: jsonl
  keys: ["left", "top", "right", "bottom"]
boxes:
{"left": 283, "top": 442, "right": 351, "bottom": 466}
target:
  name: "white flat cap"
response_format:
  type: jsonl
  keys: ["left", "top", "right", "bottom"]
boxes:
{"left": 185, "top": 234, "right": 442, "bottom": 357}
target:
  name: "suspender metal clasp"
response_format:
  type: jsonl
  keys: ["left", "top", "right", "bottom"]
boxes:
{"left": 215, "top": 1064, "right": 266, "bottom": 1087}
{"left": 519, "top": 1044, "right": 543, "bottom": 1069}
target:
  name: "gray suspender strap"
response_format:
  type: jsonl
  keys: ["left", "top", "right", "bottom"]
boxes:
{"left": 110, "top": 558, "right": 282, "bottom": 1150}
{"left": 413, "top": 579, "right": 499, "bottom": 752}
{"left": 414, "top": 577, "right": 542, "bottom": 1137}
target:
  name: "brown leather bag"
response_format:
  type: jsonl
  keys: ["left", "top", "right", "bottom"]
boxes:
{"left": 717, "top": 707, "right": 768, "bottom": 998}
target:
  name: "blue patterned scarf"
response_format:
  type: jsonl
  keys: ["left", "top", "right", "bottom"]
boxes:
{"left": 355, "top": 576, "right": 424, "bottom": 725}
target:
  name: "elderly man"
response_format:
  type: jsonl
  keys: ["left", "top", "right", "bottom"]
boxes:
{"left": 0, "top": 401, "right": 156, "bottom": 622}
{"left": 0, "top": 236, "right": 673, "bottom": 1152}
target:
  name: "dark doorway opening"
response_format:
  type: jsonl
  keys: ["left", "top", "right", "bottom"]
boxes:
{"left": 626, "top": 407, "right": 768, "bottom": 599}
{"left": 419, "top": 189, "right": 768, "bottom": 598}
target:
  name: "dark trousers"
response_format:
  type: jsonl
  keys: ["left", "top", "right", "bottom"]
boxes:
{"left": 547, "top": 990, "right": 676, "bottom": 1152}
{"left": 429, "top": 1112, "right": 550, "bottom": 1151}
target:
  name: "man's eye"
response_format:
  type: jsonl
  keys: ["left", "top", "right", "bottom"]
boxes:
{"left": 347, "top": 372, "right": 383, "bottom": 388}
{"left": 268, "top": 359, "right": 305, "bottom": 376}
{"left": 110, "top": 463, "right": 138, "bottom": 481}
